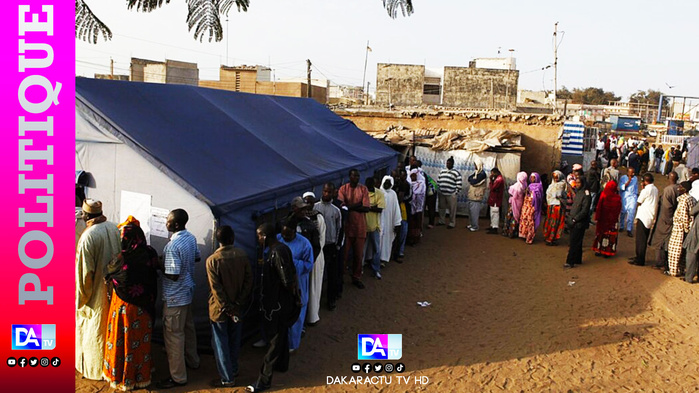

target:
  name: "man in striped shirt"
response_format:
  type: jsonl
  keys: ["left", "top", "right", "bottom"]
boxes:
{"left": 157, "top": 208, "right": 201, "bottom": 389}
{"left": 437, "top": 157, "right": 462, "bottom": 229}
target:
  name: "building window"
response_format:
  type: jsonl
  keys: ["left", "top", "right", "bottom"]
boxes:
{"left": 423, "top": 84, "right": 440, "bottom": 95}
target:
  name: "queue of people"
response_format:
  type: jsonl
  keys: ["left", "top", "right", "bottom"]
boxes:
{"left": 75, "top": 148, "right": 699, "bottom": 392}
{"left": 74, "top": 163, "right": 435, "bottom": 392}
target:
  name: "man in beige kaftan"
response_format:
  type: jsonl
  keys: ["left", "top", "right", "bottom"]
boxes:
{"left": 75, "top": 199, "right": 121, "bottom": 380}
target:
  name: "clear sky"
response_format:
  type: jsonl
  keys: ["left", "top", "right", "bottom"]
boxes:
{"left": 76, "top": 0, "right": 699, "bottom": 100}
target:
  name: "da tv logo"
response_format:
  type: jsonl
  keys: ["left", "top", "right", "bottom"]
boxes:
{"left": 357, "top": 334, "right": 402, "bottom": 360}
{"left": 12, "top": 325, "right": 56, "bottom": 350}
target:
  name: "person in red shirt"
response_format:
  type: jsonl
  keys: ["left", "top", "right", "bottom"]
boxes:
{"left": 337, "top": 169, "right": 371, "bottom": 289}
{"left": 487, "top": 168, "right": 505, "bottom": 234}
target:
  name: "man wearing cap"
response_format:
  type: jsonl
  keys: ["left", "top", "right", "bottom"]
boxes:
{"left": 302, "top": 192, "right": 326, "bottom": 326}
{"left": 76, "top": 199, "right": 121, "bottom": 380}
{"left": 277, "top": 219, "right": 313, "bottom": 352}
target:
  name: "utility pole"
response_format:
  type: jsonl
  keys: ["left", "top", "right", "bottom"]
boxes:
{"left": 226, "top": 18, "right": 229, "bottom": 66}
{"left": 306, "top": 59, "right": 312, "bottom": 99}
{"left": 553, "top": 22, "right": 559, "bottom": 114}
{"left": 366, "top": 81, "right": 371, "bottom": 105}
{"left": 362, "top": 40, "right": 370, "bottom": 104}
{"left": 110, "top": 57, "right": 114, "bottom": 79}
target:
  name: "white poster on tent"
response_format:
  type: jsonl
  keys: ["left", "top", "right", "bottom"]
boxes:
{"left": 150, "top": 207, "right": 170, "bottom": 239}
{"left": 120, "top": 190, "right": 152, "bottom": 242}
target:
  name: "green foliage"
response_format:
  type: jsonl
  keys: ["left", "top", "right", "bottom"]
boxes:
{"left": 630, "top": 89, "right": 669, "bottom": 109}
{"left": 556, "top": 86, "right": 620, "bottom": 105}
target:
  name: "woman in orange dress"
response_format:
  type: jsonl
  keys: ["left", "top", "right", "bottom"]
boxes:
{"left": 103, "top": 217, "right": 159, "bottom": 390}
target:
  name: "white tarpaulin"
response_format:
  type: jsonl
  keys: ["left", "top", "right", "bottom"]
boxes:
{"left": 415, "top": 146, "right": 521, "bottom": 216}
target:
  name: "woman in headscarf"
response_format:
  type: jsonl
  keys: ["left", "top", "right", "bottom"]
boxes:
{"left": 544, "top": 170, "right": 567, "bottom": 246}
{"left": 502, "top": 171, "right": 528, "bottom": 238}
{"left": 564, "top": 165, "right": 581, "bottom": 233}
{"left": 103, "top": 216, "right": 159, "bottom": 391}
{"left": 668, "top": 181, "right": 696, "bottom": 276}
{"left": 467, "top": 157, "right": 488, "bottom": 231}
{"left": 408, "top": 169, "right": 426, "bottom": 245}
{"left": 379, "top": 175, "right": 402, "bottom": 265}
{"left": 519, "top": 172, "right": 544, "bottom": 244}
{"left": 592, "top": 180, "right": 622, "bottom": 257}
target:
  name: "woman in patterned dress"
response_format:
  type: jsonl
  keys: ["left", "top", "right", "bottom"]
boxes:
{"left": 668, "top": 181, "right": 695, "bottom": 276}
{"left": 592, "top": 180, "right": 622, "bottom": 257}
{"left": 103, "top": 217, "right": 159, "bottom": 390}
{"left": 544, "top": 170, "right": 567, "bottom": 246}
{"left": 502, "top": 171, "right": 528, "bottom": 238}
{"left": 519, "top": 172, "right": 544, "bottom": 244}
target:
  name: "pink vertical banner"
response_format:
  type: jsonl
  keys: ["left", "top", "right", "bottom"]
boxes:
{"left": 0, "top": 1, "right": 75, "bottom": 391}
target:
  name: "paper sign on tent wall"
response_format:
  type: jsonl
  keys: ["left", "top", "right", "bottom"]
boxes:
{"left": 120, "top": 190, "right": 152, "bottom": 242}
{"left": 150, "top": 207, "right": 170, "bottom": 239}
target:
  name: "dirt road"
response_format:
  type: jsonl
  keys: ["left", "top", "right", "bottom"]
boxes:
{"left": 77, "top": 177, "right": 699, "bottom": 392}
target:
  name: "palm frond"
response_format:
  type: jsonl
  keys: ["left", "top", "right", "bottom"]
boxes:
{"left": 75, "top": 0, "right": 113, "bottom": 44}
{"left": 187, "top": 0, "right": 223, "bottom": 42}
{"left": 382, "top": 0, "right": 414, "bottom": 18}
{"left": 126, "top": 0, "right": 170, "bottom": 12}
{"left": 219, "top": 0, "right": 249, "bottom": 16}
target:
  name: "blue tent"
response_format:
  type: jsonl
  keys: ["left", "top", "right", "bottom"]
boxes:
{"left": 75, "top": 77, "right": 398, "bottom": 335}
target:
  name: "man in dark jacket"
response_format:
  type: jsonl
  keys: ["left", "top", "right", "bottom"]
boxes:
{"left": 207, "top": 225, "right": 253, "bottom": 388}
{"left": 565, "top": 178, "right": 591, "bottom": 268}
{"left": 247, "top": 223, "right": 301, "bottom": 393}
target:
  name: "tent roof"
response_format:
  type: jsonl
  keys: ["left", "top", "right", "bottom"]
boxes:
{"left": 76, "top": 77, "right": 397, "bottom": 215}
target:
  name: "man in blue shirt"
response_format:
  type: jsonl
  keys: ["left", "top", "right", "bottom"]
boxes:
{"left": 619, "top": 168, "right": 639, "bottom": 236}
{"left": 277, "top": 219, "right": 313, "bottom": 353}
{"left": 157, "top": 208, "right": 201, "bottom": 389}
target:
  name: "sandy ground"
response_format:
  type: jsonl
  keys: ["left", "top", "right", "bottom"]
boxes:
{"left": 76, "top": 175, "right": 699, "bottom": 393}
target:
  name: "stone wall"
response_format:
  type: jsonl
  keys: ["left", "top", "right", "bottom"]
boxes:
{"left": 334, "top": 109, "right": 562, "bottom": 176}
{"left": 442, "top": 67, "right": 518, "bottom": 110}
{"left": 376, "top": 64, "right": 424, "bottom": 106}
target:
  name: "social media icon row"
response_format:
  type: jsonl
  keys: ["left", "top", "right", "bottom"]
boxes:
{"left": 7, "top": 357, "right": 60, "bottom": 368}
{"left": 351, "top": 362, "right": 405, "bottom": 374}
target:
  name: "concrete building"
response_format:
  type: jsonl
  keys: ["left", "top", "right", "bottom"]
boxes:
{"left": 199, "top": 65, "right": 328, "bottom": 104}
{"left": 376, "top": 61, "right": 518, "bottom": 109}
{"left": 442, "top": 65, "right": 519, "bottom": 110}
{"left": 469, "top": 57, "right": 516, "bottom": 71}
{"left": 329, "top": 85, "right": 364, "bottom": 104}
{"left": 423, "top": 68, "right": 442, "bottom": 105}
{"left": 517, "top": 90, "right": 548, "bottom": 105}
{"left": 130, "top": 58, "right": 199, "bottom": 86}
{"left": 375, "top": 63, "right": 425, "bottom": 106}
